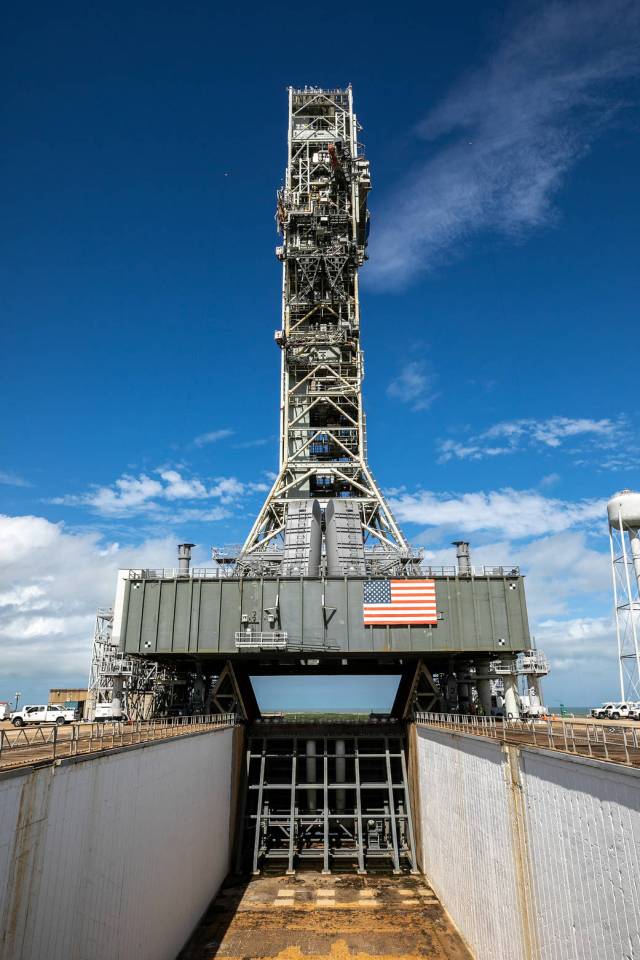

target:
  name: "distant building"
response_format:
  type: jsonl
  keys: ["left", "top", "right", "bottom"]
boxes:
{"left": 49, "top": 688, "right": 88, "bottom": 719}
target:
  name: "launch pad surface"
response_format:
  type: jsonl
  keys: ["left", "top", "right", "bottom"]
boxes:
{"left": 179, "top": 873, "right": 472, "bottom": 960}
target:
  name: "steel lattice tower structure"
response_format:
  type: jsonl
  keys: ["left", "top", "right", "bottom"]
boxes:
{"left": 239, "top": 87, "right": 418, "bottom": 577}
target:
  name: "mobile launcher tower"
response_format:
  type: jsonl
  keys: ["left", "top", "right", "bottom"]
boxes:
{"left": 112, "top": 87, "right": 547, "bottom": 722}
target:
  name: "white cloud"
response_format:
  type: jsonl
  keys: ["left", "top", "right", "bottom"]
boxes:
{"left": 53, "top": 468, "right": 267, "bottom": 519}
{"left": 193, "top": 428, "right": 234, "bottom": 447}
{"left": 0, "top": 471, "right": 32, "bottom": 488}
{"left": 392, "top": 487, "right": 605, "bottom": 540}
{"left": 540, "top": 473, "right": 561, "bottom": 489}
{"left": 438, "top": 440, "right": 512, "bottom": 462}
{"left": 438, "top": 416, "right": 625, "bottom": 462}
{"left": 368, "top": 0, "right": 640, "bottom": 287}
{"left": 0, "top": 515, "right": 180, "bottom": 688}
{"left": 234, "top": 436, "right": 274, "bottom": 449}
{"left": 387, "top": 361, "right": 438, "bottom": 411}
{"left": 0, "top": 585, "right": 48, "bottom": 610}
{"left": 157, "top": 470, "right": 209, "bottom": 500}
{"left": 534, "top": 615, "right": 615, "bottom": 675}
{"left": 420, "top": 530, "right": 615, "bottom": 694}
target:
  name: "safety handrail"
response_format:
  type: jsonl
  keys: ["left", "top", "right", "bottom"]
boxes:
{"left": 0, "top": 713, "right": 237, "bottom": 769}
{"left": 415, "top": 712, "right": 640, "bottom": 767}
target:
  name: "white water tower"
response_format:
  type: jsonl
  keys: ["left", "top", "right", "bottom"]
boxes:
{"left": 607, "top": 490, "right": 640, "bottom": 700}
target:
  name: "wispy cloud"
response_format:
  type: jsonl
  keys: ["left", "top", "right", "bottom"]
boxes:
{"left": 387, "top": 361, "right": 438, "bottom": 411}
{"left": 192, "top": 428, "right": 234, "bottom": 448}
{"left": 52, "top": 468, "right": 268, "bottom": 519}
{"left": 390, "top": 487, "right": 605, "bottom": 539}
{"left": 438, "top": 415, "right": 625, "bottom": 462}
{"left": 369, "top": 0, "right": 640, "bottom": 287}
{"left": 234, "top": 436, "right": 275, "bottom": 449}
{"left": 0, "top": 470, "right": 32, "bottom": 488}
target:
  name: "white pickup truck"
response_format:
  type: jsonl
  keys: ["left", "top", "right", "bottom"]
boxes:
{"left": 10, "top": 704, "right": 76, "bottom": 727}
{"left": 590, "top": 701, "right": 639, "bottom": 720}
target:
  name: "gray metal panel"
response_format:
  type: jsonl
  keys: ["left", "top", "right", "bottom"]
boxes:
{"left": 506, "top": 578, "right": 530, "bottom": 649}
{"left": 346, "top": 578, "right": 369, "bottom": 651}
{"left": 302, "top": 578, "right": 324, "bottom": 647}
{"left": 167, "top": 580, "right": 189, "bottom": 653}
{"left": 325, "top": 499, "right": 366, "bottom": 575}
{"left": 470, "top": 578, "right": 494, "bottom": 650}
{"left": 218, "top": 580, "right": 240, "bottom": 653}
{"left": 123, "top": 582, "right": 143, "bottom": 653}
{"left": 323, "top": 578, "right": 349, "bottom": 646}
{"left": 280, "top": 579, "right": 303, "bottom": 643}
{"left": 281, "top": 500, "right": 322, "bottom": 576}
{"left": 188, "top": 580, "right": 201, "bottom": 652}
{"left": 261, "top": 580, "right": 279, "bottom": 631}
{"left": 241, "top": 579, "right": 264, "bottom": 643}
{"left": 489, "top": 579, "right": 510, "bottom": 649}
{"left": 140, "top": 581, "right": 161, "bottom": 651}
{"left": 157, "top": 581, "right": 177, "bottom": 652}
{"left": 120, "top": 575, "right": 530, "bottom": 657}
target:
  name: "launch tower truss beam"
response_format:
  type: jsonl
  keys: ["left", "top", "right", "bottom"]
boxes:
{"left": 238, "top": 87, "right": 419, "bottom": 577}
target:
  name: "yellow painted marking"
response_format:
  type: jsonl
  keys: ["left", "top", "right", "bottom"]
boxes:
{"left": 264, "top": 939, "right": 425, "bottom": 960}
{"left": 277, "top": 890, "right": 295, "bottom": 897}
{"left": 358, "top": 890, "right": 377, "bottom": 898}
{"left": 401, "top": 898, "right": 420, "bottom": 905}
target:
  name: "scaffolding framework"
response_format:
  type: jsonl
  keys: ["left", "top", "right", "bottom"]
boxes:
{"left": 242, "top": 726, "right": 417, "bottom": 875}
{"left": 609, "top": 523, "right": 640, "bottom": 701}
{"left": 87, "top": 607, "right": 161, "bottom": 719}
{"left": 238, "top": 87, "right": 419, "bottom": 577}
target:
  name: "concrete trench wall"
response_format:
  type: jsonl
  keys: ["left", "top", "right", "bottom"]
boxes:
{"left": 0, "top": 725, "right": 238, "bottom": 960}
{"left": 414, "top": 726, "right": 640, "bottom": 960}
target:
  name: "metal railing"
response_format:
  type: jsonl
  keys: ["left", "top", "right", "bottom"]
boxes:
{"left": 0, "top": 714, "right": 236, "bottom": 770}
{"left": 415, "top": 712, "right": 640, "bottom": 767}
{"left": 235, "top": 631, "right": 288, "bottom": 649}
{"left": 129, "top": 567, "right": 237, "bottom": 580}
{"left": 129, "top": 565, "right": 521, "bottom": 581}
{"left": 419, "top": 565, "right": 520, "bottom": 578}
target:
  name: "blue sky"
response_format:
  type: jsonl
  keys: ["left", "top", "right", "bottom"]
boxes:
{"left": 1, "top": 0, "right": 639, "bottom": 709}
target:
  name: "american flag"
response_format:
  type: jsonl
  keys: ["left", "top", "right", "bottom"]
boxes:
{"left": 363, "top": 579, "right": 437, "bottom": 625}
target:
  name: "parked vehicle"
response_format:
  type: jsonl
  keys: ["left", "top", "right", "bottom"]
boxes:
{"left": 590, "top": 701, "right": 639, "bottom": 720}
{"left": 94, "top": 700, "right": 128, "bottom": 722}
{"left": 591, "top": 702, "right": 615, "bottom": 719}
{"left": 11, "top": 704, "right": 75, "bottom": 727}
{"left": 519, "top": 695, "right": 549, "bottom": 719}
{"left": 0, "top": 702, "right": 11, "bottom": 721}
{"left": 614, "top": 701, "right": 640, "bottom": 720}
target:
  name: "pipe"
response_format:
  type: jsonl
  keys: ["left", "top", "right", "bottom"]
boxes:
{"left": 452, "top": 541, "right": 471, "bottom": 576}
{"left": 503, "top": 674, "right": 520, "bottom": 720}
{"left": 306, "top": 739, "right": 317, "bottom": 812}
{"left": 630, "top": 528, "right": 640, "bottom": 592}
{"left": 178, "top": 543, "right": 195, "bottom": 574}
{"left": 335, "top": 739, "right": 346, "bottom": 813}
{"left": 476, "top": 658, "right": 493, "bottom": 716}
{"left": 458, "top": 682, "right": 471, "bottom": 713}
